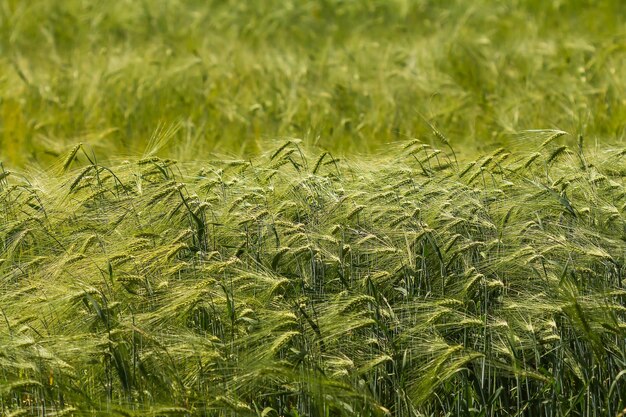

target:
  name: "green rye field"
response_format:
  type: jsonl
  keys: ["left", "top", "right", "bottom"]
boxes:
{"left": 1, "top": 1, "right": 626, "bottom": 416}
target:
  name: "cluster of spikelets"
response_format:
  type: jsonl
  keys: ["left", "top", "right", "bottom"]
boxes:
{"left": 1, "top": 135, "right": 625, "bottom": 416}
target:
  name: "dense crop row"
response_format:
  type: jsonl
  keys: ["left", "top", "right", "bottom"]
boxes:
{"left": 1, "top": 137, "right": 625, "bottom": 416}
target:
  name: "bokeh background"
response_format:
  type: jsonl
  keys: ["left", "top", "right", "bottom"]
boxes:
{"left": 1, "top": 0, "right": 625, "bottom": 166}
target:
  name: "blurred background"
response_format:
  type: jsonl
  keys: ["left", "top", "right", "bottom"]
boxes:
{"left": 0, "top": 0, "right": 624, "bottom": 167}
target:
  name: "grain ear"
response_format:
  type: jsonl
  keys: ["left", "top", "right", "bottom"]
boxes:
{"left": 62, "top": 143, "right": 82, "bottom": 172}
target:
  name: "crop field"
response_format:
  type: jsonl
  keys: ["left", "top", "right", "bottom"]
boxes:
{"left": 1, "top": 1, "right": 626, "bottom": 416}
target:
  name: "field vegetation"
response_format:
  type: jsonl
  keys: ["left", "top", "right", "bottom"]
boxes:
{"left": 1, "top": 0, "right": 625, "bottom": 165}
{"left": 1, "top": 1, "right": 626, "bottom": 416}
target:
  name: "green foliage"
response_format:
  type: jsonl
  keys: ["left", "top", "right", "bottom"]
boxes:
{"left": 0, "top": 0, "right": 625, "bottom": 166}
{"left": 1, "top": 138, "right": 626, "bottom": 416}
{"left": 1, "top": 1, "right": 626, "bottom": 415}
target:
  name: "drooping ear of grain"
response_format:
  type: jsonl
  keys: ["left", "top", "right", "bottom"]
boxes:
{"left": 540, "top": 130, "right": 568, "bottom": 148}
{"left": 62, "top": 143, "right": 83, "bottom": 172}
